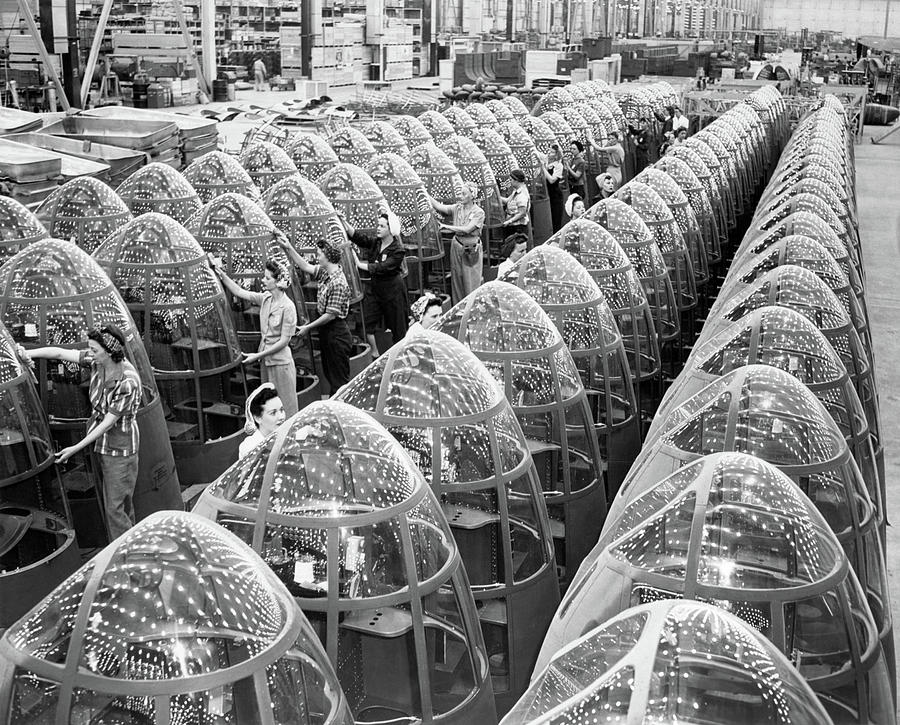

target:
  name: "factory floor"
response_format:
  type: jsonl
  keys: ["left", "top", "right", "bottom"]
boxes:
{"left": 857, "top": 124, "right": 900, "bottom": 696}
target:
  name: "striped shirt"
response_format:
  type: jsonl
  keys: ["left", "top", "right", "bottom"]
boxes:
{"left": 80, "top": 351, "right": 142, "bottom": 457}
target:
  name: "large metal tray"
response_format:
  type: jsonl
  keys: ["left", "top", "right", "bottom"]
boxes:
{"left": 40, "top": 116, "right": 179, "bottom": 150}
{"left": 0, "top": 138, "right": 109, "bottom": 181}
{"left": 4, "top": 132, "right": 145, "bottom": 180}
{"left": 82, "top": 106, "right": 218, "bottom": 139}
{"left": 0, "top": 107, "right": 43, "bottom": 134}
{"left": 0, "top": 138, "right": 62, "bottom": 181}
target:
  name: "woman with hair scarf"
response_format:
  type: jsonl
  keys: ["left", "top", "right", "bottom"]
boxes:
{"left": 211, "top": 256, "right": 299, "bottom": 417}
{"left": 239, "top": 383, "right": 285, "bottom": 459}
{"left": 22, "top": 325, "right": 142, "bottom": 539}
{"left": 429, "top": 181, "right": 485, "bottom": 303}
{"left": 340, "top": 208, "right": 409, "bottom": 355}
{"left": 407, "top": 292, "right": 443, "bottom": 334}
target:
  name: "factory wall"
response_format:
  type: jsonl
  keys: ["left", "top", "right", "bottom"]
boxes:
{"left": 762, "top": 0, "right": 900, "bottom": 37}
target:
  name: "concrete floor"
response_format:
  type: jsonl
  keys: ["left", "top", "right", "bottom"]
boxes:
{"left": 856, "top": 125, "right": 900, "bottom": 694}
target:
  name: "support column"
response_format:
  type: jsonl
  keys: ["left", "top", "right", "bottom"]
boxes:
{"left": 201, "top": 0, "right": 216, "bottom": 84}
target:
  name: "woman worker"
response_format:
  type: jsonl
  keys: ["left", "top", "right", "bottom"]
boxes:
{"left": 279, "top": 234, "right": 353, "bottom": 394}
{"left": 211, "top": 257, "right": 299, "bottom": 417}
{"left": 339, "top": 209, "right": 409, "bottom": 356}
{"left": 21, "top": 325, "right": 142, "bottom": 540}
{"left": 239, "top": 383, "right": 286, "bottom": 459}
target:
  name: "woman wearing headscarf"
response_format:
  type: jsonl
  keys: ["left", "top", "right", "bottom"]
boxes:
{"left": 278, "top": 233, "right": 354, "bottom": 394}
{"left": 595, "top": 172, "right": 619, "bottom": 200}
{"left": 239, "top": 383, "right": 286, "bottom": 459}
{"left": 407, "top": 292, "right": 443, "bottom": 334}
{"left": 339, "top": 208, "right": 409, "bottom": 355}
{"left": 565, "top": 193, "right": 585, "bottom": 221}
{"left": 212, "top": 256, "right": 299, "bottom": 417}
{"left": 21, "top": 325, "right": 142, "bottom": 539}
{"left": 429, "top": 182, "right": 485, "bottom": 304}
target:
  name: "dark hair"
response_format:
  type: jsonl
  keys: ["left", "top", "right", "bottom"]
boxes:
{"left": 264, "top": 259, "right": 286, "bottom": 281}
{"left": 501, "top": 233, "right": 528, "bottom": 259}
{"left": 318, "top": 241, "right": 343, "bottom": 265}
{"left": 420, "top": 296, "right": 442, "bottom": 317}
{"left": 248, "top": 385, "right": 280, "bottom": 422}
{"left": 570, "top": 140, "right": 584, "bottom": 153}
{"left": 87, "top": 324, "right": 126, "bottom": 363}
{"left": 509, "top": 169, "right": 526, "bottom": 183}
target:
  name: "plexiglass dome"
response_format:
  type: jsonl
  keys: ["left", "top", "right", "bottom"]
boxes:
{"left": 538, "top": 454, "right": 889, "bottom": 725}
{"left": 262, "top": 175, "right": 363, "bottom": 304}
{"left": 536, "top": 111, "right": 576, "bottom": 163}
{"left": 759, "top": 176, "right": 856, "bottom": 240}
{"left": 585, "top": 198, "right": 679, "bottom": 343}
{"left": 499, "top": 245, "right": 638, "bottom": 491}
{"left": 434, "top": 281, "right": 607, "bottom": 584}
{"left": 532, "top": 87, "right": 575, "bottom": 115}
{"left": 465, "top": 103, "right": 499, "bottom": 128}
{"left": 655, "top": 306, "right": 868, "bottom": 448}
{"left": 335, "top": 328, "right": 558, "bottom": 710}
{"left": 0, "top": 239, "right": 155, "bottom": 408}
{"left": 391, "top": 114, "right": 434, "bottom": 148}
{"left": 407, "top": 143, "right": 464, "bottom": 205}
{"left": 518, "top": 116, "right": 560, "bottom": 158}
{"left": 574, "top": 103, "right": 608, "bottom": 148}
{"left": 193, "top": 400, "right": 497, "bottom": 724}
{"left": 0, "top": 510, "right": 354, "bottom": 724}
{"left": 614, "top": 182, "right": 697, "bottom": 312}
{"left": 439, "top": 135, "right": 505, "bottom": 226}
{"left": 611, "top": 366, "right": 891, "bottom": 676}
{"left": 365, "top": 152, "right": 443, "bottom": 262}
{"left": 184, "top": 191, "right": 311, "bottom": 332}
{"left": 496, "top": 121, "right": 542, "bottom": 182}
{"left": 498, "top": 95, "right": 529, "bottom": 121}
{"left": 701, "top": 266, "right": 875, "bottom": 407}
{"left": 664, "top": 144, "right": 730, "bottom": 247}
{"left": 0, "top": 197, "right": 47, "bottom": 264}
{"left": 93, "top": 212, "right": 247, "bottom": 482}
{"left": 0, "top": 239, "right": 181, "bottom": 532}
{"left": 362, "top": 119, "right": 410, "bottom": 158}
{"left": 746, "top": 204, "right": 863, "bottom": 290}
{"left": 441, "top": 106, "right": 477, "bottom": 137}
{"left": 634, "top": 168, "right": 709, "bottom": 287}
{"left": 115, "top": 162, "right": 201, "bottom": 223}
{"left": 327, "top": 126, "right": 378, "bottom": 167}
{"left": 723, "top": 235, "right": 868, "bottom": 350}
{"left": 94, "top": 212, "right": 240, "bottom": 373}
{"left": 691, "top": 131, "right": 746, "bottom": 218}
{"left": 285, "top": 133, "right": 339, "bottom": 182}
{"left": 0, "top": 319, "right": 78, "bottom": 628}
{"left": 238, "top": 141, "right": 299, "bottom": 193}
{"left": 683, "top": 137, "right": 738, "bottom": 230}
{"left": 468, "top": 128, "right": 520, "bottom": 195}
{"left": 509, "top": 599, "right": 834, "bottom": 725}
{"left": 417, "top": 110, "right": 456, "bottom": 143}
{"left": 484, "top": 99, "right": 515, "bottom": 123}
{"left": 547, "top": 219, "right": 661, "bottom": 383}
{"left": 317, "top": 163, "right": 387, "bottom": 236}
{"left": 35, "top": 177, "right": 132, "bottom": 254}
{"left": 182, "top": 150, "right": 260, "bottom": 203}
{"left": 737, "top": 210, "right": 860, "bottom": 287}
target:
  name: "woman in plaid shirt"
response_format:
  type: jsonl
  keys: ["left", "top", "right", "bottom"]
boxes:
{"left": 22, "top": 325, "right": 142, "bottom": 540}
{"left": 279, "top": 235, "right": 353, "bottom": 394}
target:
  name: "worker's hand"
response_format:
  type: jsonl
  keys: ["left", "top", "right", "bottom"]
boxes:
{"left": 55, "top": 445, "right": 79, "bottom": 464}
{"left": 272, "top": 228, "right": 292, "bottom": 250}
{"left": 296, "top": 324, "right": 310, "bottom": 337}
{"left": 241, "top": 351, "right": 261, "bottom": 364}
